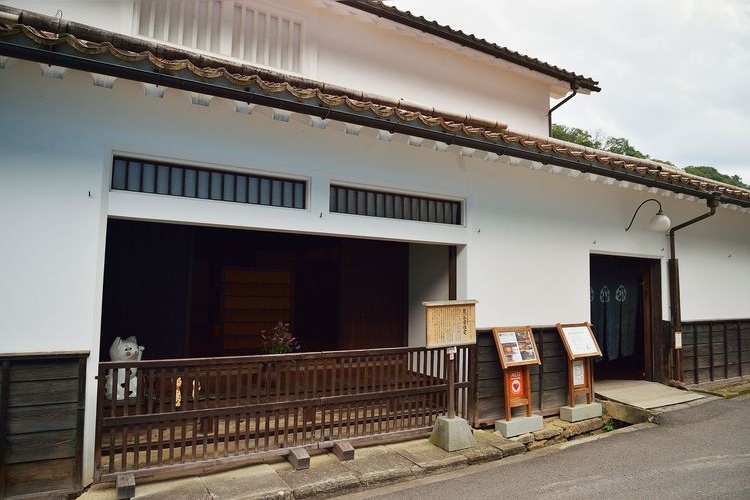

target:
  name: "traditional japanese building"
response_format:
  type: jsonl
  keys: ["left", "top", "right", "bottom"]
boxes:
{"left": 1, "top": 1, "right": 748, "bottom": 496}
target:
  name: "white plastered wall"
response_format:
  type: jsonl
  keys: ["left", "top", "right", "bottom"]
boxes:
{"left": 408, "top": 244, "right": 450, "bottom": 347}
{"left": 4, "top": 0, "right": 557, "bottom": 136}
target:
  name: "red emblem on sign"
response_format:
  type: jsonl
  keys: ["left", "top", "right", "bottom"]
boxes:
{"left": 510, "top": 374, "right": 523, "bottom": 395}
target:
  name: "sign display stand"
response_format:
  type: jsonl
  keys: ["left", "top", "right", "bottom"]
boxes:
{"left": 492, "top": 326, "right": 543, "bottom": 437}
{"left": 423, "top": 300, "right": 478, "bottom": 452}
{"left": 556, "top": 322, "right": 603, "bottom": 422}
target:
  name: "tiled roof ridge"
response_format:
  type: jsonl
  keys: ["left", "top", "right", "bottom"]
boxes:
{"left": 339, "top": 0, "right": 600, "bottom": 93}
{"left": 528, "top": 133, "right": 750, "bottom": 196}
{"left": 1, "top": 17, "right": 748, "bottom": 205}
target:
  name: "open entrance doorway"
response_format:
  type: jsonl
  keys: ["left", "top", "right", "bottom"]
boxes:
{"left": 99, "top": 219, "right": 454, "bottom": 360}
{"left": 590, "top": 254, "right": 662, "bottom": 381}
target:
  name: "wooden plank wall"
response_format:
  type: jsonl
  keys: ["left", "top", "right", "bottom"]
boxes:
{"left": 682, "top": 319, "right": 750, "bottom": 385}
{"left": 0, "top": 353, "right": 87, "bottom": 498}
{"left": 473, "top": 327, "right": 568, "bottom": 427}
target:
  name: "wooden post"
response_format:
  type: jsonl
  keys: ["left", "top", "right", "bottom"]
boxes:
{"left": 446, "top": 347, "right": 456, "bottom": 419}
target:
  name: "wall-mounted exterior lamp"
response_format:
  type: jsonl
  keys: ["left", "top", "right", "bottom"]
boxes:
{"left": 625, "top": 198, "right": 671, "bottom": 232}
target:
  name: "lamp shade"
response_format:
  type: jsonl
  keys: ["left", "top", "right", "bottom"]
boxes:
{"left": 649, "top": 212, "right": 671, "bottom": 232}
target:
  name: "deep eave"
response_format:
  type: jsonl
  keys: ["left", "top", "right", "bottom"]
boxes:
{"left": 339, "top": 0, "right": 601, "bottom": 93}
{"left": 0, "top": 12, "right": 748, "bottom": 209}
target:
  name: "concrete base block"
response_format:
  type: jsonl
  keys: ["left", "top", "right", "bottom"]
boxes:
{"left": 116, "top": 473, "right": 135, "bottom": 500}
{"left": 288, "top": 447, "right": 310, "bottom": 470}
{"left": 560, "top": 403, "right": 602, "bottom": 422}
{"left": 429, "top": 416, "right": 476, "bottom": 451}
{"left": 333, "top": 440, "right": 355, "bottom": 461}
{"left": 495, "top": 415, "right": 543, "bottom": 438}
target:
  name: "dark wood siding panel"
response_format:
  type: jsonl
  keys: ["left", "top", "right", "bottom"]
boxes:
{"left": 0, "top": 354, "right": 86, "bottom": 498}
{"left": 5, "top": 458, "right": 78, "bottom": 498}
{"left": 682, "top": 319, "right": 749, "bottom": 384}
{"left": 7, "top": 403, "right": 79, "bottom": 434}
{"left": 8, "top": 378, "right": 79, "bottom": 407}
{"left": 8, "top": 360, "right": 80, "bottom": 382}
{"left": 6, "top": 429, "right": 78, "bottom": 464}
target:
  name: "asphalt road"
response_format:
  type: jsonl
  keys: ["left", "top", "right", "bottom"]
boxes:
{"left": 346, "top": 394, "right": 750, "bottom": 500}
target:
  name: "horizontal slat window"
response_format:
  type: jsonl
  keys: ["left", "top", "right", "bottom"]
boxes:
{"left": 329, "top": 185, "right": 462, "bottom": 225}
{"left": 112, "top": 157, "right": 306, "bottom": 209}
{"left": 135, "top": 1, "right": 304, "bottom": 73}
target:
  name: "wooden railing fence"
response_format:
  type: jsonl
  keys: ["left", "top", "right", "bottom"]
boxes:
{"left": 95, "top": 346, "right": 472, "bottom": 481}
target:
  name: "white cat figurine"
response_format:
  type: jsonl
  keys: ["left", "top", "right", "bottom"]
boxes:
{"left": 104, "top": 336, "right": 144, "bottom": 400}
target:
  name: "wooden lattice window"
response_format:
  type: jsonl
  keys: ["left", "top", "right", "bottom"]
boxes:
{"left": 112, "top": 157, "right": 306, "bottom": 209}
{"left": 329, "top": 185, "right": 462, "bottom": 225}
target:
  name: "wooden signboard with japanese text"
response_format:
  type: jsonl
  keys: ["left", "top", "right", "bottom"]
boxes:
{"left": 556, "top": 322, "right": 601, "bottom": 407}
{"left": 556, "top": 323, "right": 602, "bottom": 359}
{"left": 491, "top": 326, "right": 540, "bottom": 420}
{"left": 492, "top": 326, "right": 541, "bottom": 369}
{"left": 423, "top": 300, "right": 477, "bottom": 348}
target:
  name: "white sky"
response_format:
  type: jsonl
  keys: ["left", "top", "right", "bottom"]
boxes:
{"left": 386, "top": 0, "right": 750, "bottom": 183}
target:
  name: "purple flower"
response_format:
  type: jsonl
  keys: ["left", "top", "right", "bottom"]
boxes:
{"left": 260, "top": 322, "right": 300, "bottom": 354}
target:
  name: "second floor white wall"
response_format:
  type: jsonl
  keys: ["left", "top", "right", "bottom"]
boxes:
{"left": 5, "top": 0, "right": 566, "bottom": 135}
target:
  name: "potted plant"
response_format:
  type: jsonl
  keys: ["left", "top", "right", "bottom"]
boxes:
{"left": 260, "top": 322, "right": 301, "bottom": 354}
{"left": 260, "top": 322, "right": 300, "bottom": 392}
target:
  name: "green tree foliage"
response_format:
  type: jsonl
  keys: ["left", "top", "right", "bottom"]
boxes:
{"left": 552, "top": 124, "right": 747, "bottom": 189}
{"left": 684, "top": 166, "right": 748, "bottom": 189}
{"left": 551, "top": 124, "right": 603, "bottom": 149}
{"left": 603, "top": 137, "right": 648, "bottom": 159}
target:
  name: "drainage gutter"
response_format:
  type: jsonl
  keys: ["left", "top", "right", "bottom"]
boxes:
{"left": 669, "top": 194, "right": 720, "bottom": 381}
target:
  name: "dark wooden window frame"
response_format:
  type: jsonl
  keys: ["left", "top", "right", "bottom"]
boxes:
{"left": 329, "top": 184, "right": 462, "bottom": 225}
{"left": 112, "top": 156, "right": 307, "bottom": 209}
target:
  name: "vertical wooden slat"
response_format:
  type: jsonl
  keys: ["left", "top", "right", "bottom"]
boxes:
{"left": 133, "top": 422, "right": 140, "bottom": 470}
{"left": 0, "top": 360, "right": 10, "bottom": 498}
{"left": 263, "top": 412, "right": 271, "bottom": 450}
{"left": 94, "top": 363, "right": 106, "bottom": 479}
{"left": 147, "top": 0, "right": 156, "bottom": 38}
{"left": 263, "top": 12, "right": 271, "bottom": 65}
{"left": 274, "top": 15, "right": 282, "bottom": 68}
{"left": 163, "top": 0, "right": 171, "bottom": 42}
{"left": 145, "top": 418, "right": 153, "bottom": 468}
{"left": 120, "top": 417, "right": 128, "bottom": 472}
{"left": 709, "top": 322, "right": 714, "bottom": 382}
{"left": 738, "top": 320, "right": 744, "bottom": 377}
{"left": 179, "top": 414, "right": 187, "bottom": 464}
{"left": 250, "top": 8, "right": 258, "bottom": 62}
{"left": 191, "top": 0, "right": 199, "bottom": 48}
{"left": 158, "top": 367, "right": 166, "bottom": 414}
{"left": 692, "top": 323, "right": 700, "bottom": 384}
{"left": 723, "top": 322, "right": 729, "bottom": 380}
{"left": 177, "top": 0, "right": 185, "bottom": 45}
{"left": 237, "top": 5, "right": 246, "bottom": 59}
{"left": 253, "top": 411, "right": 260, "bottom": 452}
{"left": 286, "top": 17, "right": 294, "bottom": 70}
{"left": 243, "top": 410, "right": 251, "bottom": 453}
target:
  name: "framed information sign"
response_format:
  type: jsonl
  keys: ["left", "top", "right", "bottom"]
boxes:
{"left": 423, "top": 300, "right": 477, "bottom": 348}
{"left": 556, "top": 322, "right": 602, "bottom": 359}
{"left": 492, "top": 326, "right": 541, "bottom": 369}
{"left": 556, "top": 322, "right": 601, "bottom": 407}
